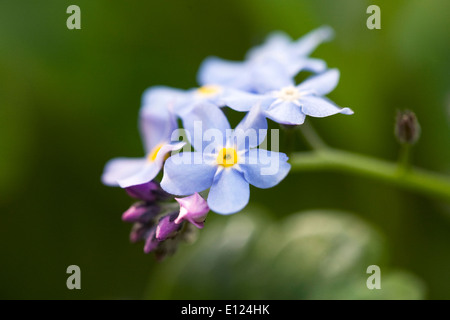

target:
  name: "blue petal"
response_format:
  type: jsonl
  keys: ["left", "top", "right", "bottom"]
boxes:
{"left": 207, "top": 169, "right": 249, "bottom": 215}
{"left": 117, "top": 143, "right": 185, "bottom": 188}
{"left": 300, "top": 95, "right": 354, "bottom": 118}
{"left": 140, "top": 86, "right": 181, "bottom": 153}
{"left": 141, "top": 86, "right": 186, "bottom": 113}
{"left": 140, "top": 108, "right": 178, "bottom": 154}
{"left": 221, "top": 88, "right": 264, "bottom": 112}
{"left": 297, "top": 69, "right": 340, "bottom": 96}
{"left": 101, "top": 158, "right": 146, "bottom": 186}
{"left": 245, "top": 28, "right": 332, "bottom": 79}
{"left": 240, "top": 149, "right": 291, "bottom": 189}
{"left": 292, "top": 26, "right": 334, "bottom": 56}
{"left": 118, "top": 161, "right": 161, "bottom": 188}
{"left": 250, "top": 59, "right": 294, "bottom": 93}
{"left": 197, "top": 56, "right": 252, "bottom": 91}
{"left": 161, "top": 152, "right": 217, "bottom": 195}
{"left": 265, "top": 101, "right": 306, "bottom": 125}
{"left": 233, "top": 104, "right": 268, "bottom": 150}
{"left": 174, "top": 87, "right": 228, "bottom": 116}
{"left": 180, "top": 102, "right": 230, "bottom": 152}
{"left": 292, "top": 57, "right": 328, "bottom": 75}
{"left": 245, "top": 31, "right": 292, "bottom": 62}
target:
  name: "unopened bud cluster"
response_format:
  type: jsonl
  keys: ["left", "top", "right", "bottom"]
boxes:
{"left": 122, "top": 182, "right": 209, "bottom": 260}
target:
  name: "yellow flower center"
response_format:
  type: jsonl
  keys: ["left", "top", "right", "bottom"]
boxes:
{"left": 147, "top": 144, "right": 165, "bottom": 162}
{"left": 197, "top": 85, "right": 221, "bottom": 97}
{"left": 216, "top": 148, "right": 238, "bottom": 168}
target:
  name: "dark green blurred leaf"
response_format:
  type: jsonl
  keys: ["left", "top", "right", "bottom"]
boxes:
{"left": 145, "top": 208, "right": 425, "bottom": 300}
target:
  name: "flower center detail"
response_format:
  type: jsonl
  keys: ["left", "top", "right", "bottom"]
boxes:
{"left": 216, "top": 148, "right": 238, "bottom": 168}
{"left": 147, "top": 144, "right": 165, "bottom": 162}
{"left": 274, "top": 86, "right": 302, "bottom": 102}
{"left": 197, "top": 85, "right": 222, "bottom": 97}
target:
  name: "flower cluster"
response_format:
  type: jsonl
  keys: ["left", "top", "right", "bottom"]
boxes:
{"left": 122, "top": 182, "right": 209, "bottom": 260}
{"left": 102, "top": 26, "right": 353, "bottom": 257}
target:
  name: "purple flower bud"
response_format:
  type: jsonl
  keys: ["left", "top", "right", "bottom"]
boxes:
{"left": 155, "top": 213, "right": 182, "bottom": 241}
{"left": 130, "top": 223, "right": 152, "bottom": 243}
{"left": 174, "top": 193, "right": 209, "bottom": 229}
{"left": 125, "top": 181, "right": 170, "bottom": 202}
{"left": 122, "top": 202, "right": 160, "bottom": 223}
{"left": 143, "top": 228, "right": 159, "bottom": 253}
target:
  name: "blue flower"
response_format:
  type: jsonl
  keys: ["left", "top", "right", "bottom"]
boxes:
{"left": 137, "top": 85, "right": 248, "bottom": 135}
{"left": 160, "top": 104, "right": 291, "bottom": 214}
{"left": 197, "top": 26, "right": 334, "bottom": 94}
{"left": 222, "top": 68, "right": 354, "bottom": 126}
{"left": 101, "top": 87, "right": 184, "bottom": 188}
{"left": 141, "top": 84, "right": 229, "bottom": 115}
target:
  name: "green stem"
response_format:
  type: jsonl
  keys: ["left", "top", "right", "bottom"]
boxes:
{"left": 398, "top": 143, "right": 411, "bottom": 173}
{"left": 283, "top": 127, "right": 296, "bottom": 157}
{"left": 289, "top": 148, "right": 450, "bottom": 202}
{"left": 299, "top": 121, "right": 328, "bottom": 150}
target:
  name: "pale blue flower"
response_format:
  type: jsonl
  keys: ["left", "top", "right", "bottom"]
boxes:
{"left": 160, "top": 104, "right": 291, "bottom": 214}
{"left": 142, "top": 84, "right": 230, "bottom": 115}
{"left": 222, "top": 69, "right": 354, "bottom": 126}
{"left": 101, "top": 87, "right": 184, "bottom": 188}
{"left": 197, "top": 26, "right": 334, "bottom": 94}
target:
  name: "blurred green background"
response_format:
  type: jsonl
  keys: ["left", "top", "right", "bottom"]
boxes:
{"left": 1, "top": 0, "right": 449, "bottom": 299}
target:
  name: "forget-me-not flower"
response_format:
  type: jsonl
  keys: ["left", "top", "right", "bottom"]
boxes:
{"left": 140, "top": 83, "right": 227, "bottom": 114}
{"left": 160, "top": 103, "right": 291, "bottom": 214}
{"left": 101, "top": 86, "right": 184, "bottom": 188}
{"left": 222, "top": 68, "right": 354, "bottom": 126}
{"left": 197, "top": 26, "right": 334, "bottom": 94}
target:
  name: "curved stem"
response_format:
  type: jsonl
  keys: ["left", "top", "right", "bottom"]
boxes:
{"left": 289, "top": 148, "right": 450, "bottom": 202}
{"left": 283, "top": 127, "right": 296, "bottom": 157}
{"left": 299, "top": 121, "right": 328, "bottom": 150}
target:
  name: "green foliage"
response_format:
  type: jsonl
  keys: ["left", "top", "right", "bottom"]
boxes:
{"left": 146, "top": 208, "right": 425, "bottom": 299}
